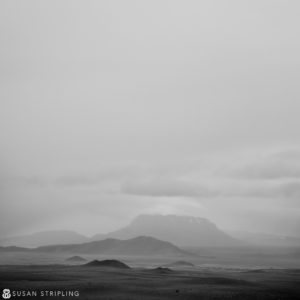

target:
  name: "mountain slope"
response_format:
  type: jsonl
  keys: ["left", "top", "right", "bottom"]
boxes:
{"left": 93, "top": 215, "right": 241, "bottom": 247}
{"left": 0, "top": 230, "right": 88, "bottom": 248}
{"left": 34, "top": 236, "right": 188, "bottom": 256}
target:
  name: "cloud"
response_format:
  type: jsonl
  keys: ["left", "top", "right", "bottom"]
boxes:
{"left": 2, "top": 147, "right": 300, "bottom": 237}
{"left": 276, "top": 181, "right": 300, "bottom": 200}
{"left": 219, "top": 180, "right": 300, "bottom": 206}
{"left": 253, "top": 181, "right": 300, "bottom": 205}
{"left": 273, "top": 149, "right": 300, "bottom": 160}
{"left": 122, "top": 178, "right": 218, "bottom": 198}
{"left": 0, "top": 176, "right": 46, "bottom": 188}
{"left": 54, "top": 175, "right": 101, "bottom": 187}
{"left": 236, "top": 162, "right": 300, "bottom": 180}
{"left": 229, "top": 149, "right": 300, "bottom": 180}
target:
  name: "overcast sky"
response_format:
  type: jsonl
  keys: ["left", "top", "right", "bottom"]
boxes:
{"left": 1, "top": 0, "right": 300, "bottom": 238}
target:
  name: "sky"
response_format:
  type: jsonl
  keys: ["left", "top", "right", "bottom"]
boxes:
{"left": 0, "top": 0, "right": 300, "bottom": 238}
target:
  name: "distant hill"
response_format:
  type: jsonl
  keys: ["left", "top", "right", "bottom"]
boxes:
{"left": 34, "top": 236, "right": 188, "bottom": 256}
{"left": 0, "top": 230, "right": 88, "bottom": 248}
{"left": 227, "top": 231, "right": 300, "bottom": 247}
{"left": 84, "top": 259, "right": 130, "bottom": 269}
{"left": 0, "top": 246, "right": 30, "bottom": 252}
{"left": 65, "top": 256, "right": 87, "bottom": 263}
{"left": 93, "top": 215, "right": 241, "bottom": 247}
{"left": 1, "top": 215, "right": 244, "bottom": 249}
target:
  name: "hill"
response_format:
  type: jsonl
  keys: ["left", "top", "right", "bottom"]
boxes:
{"left": 0, "top": 230, "right": 88, "bottom": 248}
{"left": 93, "top": 214, "right": 241, "bottom": 247}
{"left": 0, "top": 246, "right": 30, "bottom": 252}
{"left": 84, "top": 259, "right": 130, "bottom": 269}
{"left": 34, "top": 236, "right": 188, "bottom": 256}
{"left": 65, "top": 256, "right": 87, "bottom": 263}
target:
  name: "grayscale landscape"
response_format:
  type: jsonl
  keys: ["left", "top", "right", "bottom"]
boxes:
{"left": 0, "top": 215, "right": 299, "bottom": 299}
{"left": 1, "top": 0, "right": 300, "bottom": 299}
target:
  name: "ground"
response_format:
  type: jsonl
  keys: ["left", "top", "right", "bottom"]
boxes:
{"left": 0, "top": 264, "right": 299, "bottom": 300}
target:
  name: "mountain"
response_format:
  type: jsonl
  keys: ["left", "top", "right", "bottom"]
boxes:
{"left": 93, "top": 215, "right": 241, "bottom": 247}
{"left": 84, "top": 259, "right": 130, "bottom": 269}
{"left": 0, "top": 230, "right": 88, "bottom": 248}
{"left": 227, "top": 231, "right": 300, "bottom": 247}
{"left": 1, "top": 215, "right": 243, "bottom": 249}
{"left": 34, "top": 236, "right": 188, "bottom": 256}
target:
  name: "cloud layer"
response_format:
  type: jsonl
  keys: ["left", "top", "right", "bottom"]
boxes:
{"left": 1, "top": 1, "right": 300, "bottom": 237}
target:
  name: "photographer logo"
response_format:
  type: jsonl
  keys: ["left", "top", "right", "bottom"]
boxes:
{"left": 2, "top": 289, "right": 11, "bottom": 299}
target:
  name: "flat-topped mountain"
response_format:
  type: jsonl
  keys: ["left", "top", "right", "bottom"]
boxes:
{"left": 1, "top": 215, "right": 242, "bottom": 249}
{"left": 93, "top": 214, "right": 240, "bottom": 247}
{"left": 34, "top": 236, "right": 188, "bottom": 256}
{"left": 0, "top": 230, "right": 88, "bottom": 248}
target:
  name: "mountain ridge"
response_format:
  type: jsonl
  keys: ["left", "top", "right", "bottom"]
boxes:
{"left": 1, "top": 215, "right": 243, "bottom": 248}
{"left": 0, "top": 236, "right": 188, "bottom": 256}
{"left": 34, "top": 235, "right": 189, "bottom": 256}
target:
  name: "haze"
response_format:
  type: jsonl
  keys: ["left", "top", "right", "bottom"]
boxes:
{"left": 0, "top": 0, "right": 300, "bottom": 238}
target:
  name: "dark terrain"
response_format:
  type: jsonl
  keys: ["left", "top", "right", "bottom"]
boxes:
{"left": 1, "top": 215, "right": 299, "bottom": 299}
{"left": 84, "top": 259, "right": 130, "bottom": 269}
{"left": 0, "top": 263, "right": 299, "bottom": 300}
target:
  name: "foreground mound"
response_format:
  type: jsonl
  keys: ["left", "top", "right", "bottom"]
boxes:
{"left": 84, "top": 259, "right": 130, "bottom": 269}
{"left": 65, "top": 256, "right": 86, "bottom": 262}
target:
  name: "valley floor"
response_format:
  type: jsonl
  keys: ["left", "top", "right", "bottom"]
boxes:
{"left": 0, "top": 264, "right": 299, "bottom": 300}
